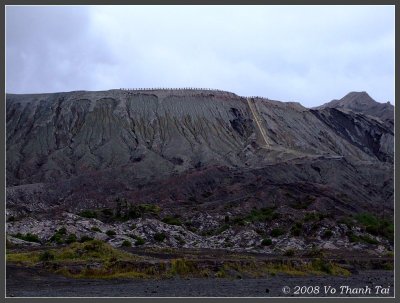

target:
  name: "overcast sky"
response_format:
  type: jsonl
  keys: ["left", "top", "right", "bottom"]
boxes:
{"left": 6, "top": 5, "right": 394, "bottom": 107}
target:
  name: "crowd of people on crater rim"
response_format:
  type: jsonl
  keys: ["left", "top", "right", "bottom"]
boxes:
{"left": 119, "top": 88, "right": 266, "bottom": 99}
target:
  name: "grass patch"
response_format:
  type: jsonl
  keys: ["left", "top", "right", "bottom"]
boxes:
{"left": 169, "top": 259, "right": 197, "bottom": 276}
{"left": 7, "top": 241, "right": 352, "bottom": 280}
{"left": 7, "top": 240, "right": 134, "bottom": 265}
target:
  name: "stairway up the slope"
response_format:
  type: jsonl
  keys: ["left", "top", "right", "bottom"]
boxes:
{"left": 246, "top": 97, "right": 270, "bottom": 149}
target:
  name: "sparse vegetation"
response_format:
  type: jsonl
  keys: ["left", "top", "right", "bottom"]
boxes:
{"left": 121, "top": 240, "right": 131, "bottom": 247}
{"left": 80, "top": 235, "right": 94, "bottom": 243}
{"left": 304, "top": 212, "right": 326, "bottom": 222}
{"left": 291, "top": 222, "right": 303, "bottom": 236}
{"left": 50, "top": 232, "right": 64, "bottom": 244}
{"left": 231, "top": 207, "right": 279, "bottom": 226}
{"left": 135, "top": 237, "right": 145, "bottom": 246}
{"left": 49, "top": 227, "right": 69, "bottom": 244}
{"left": 6, "top": 240, "right": 360, "bottom": 279}
{"left": 284, "top": 249, "right": 296, "bottom": 257}
{"left": 355, "top": 212, "right": 393, "bottom": 242}
{"left": 261, "top": 238, "right": 272, "bottom": 246}
{"left": 14, "top": 233, "right": 40, "bottom": 243}
{"left": 91, "top": 227, "right": 102, "bottom": 232}
{"left": 323, "top": 230, "right": 333, "bottom": 239}
{"left": 174, "top": 236, "right": 186, "bottom": 245}
{"left": 162, "top": 215, "right": 182, "bottom": 226}
{"left": 270, "top": 228, "right": 285, "bottom": 237}
{"left": 291, "top": 195, "right": 315, "bottom": 210}
{"left": 65, "top": 234, "right": 77, "bottom": 244}
{"left": 79, "top": 210, "right": 97, "bottom": 219}
{"left": 39, "top": 251, "right": 55, "bottom": 262}
{"left": 106, "top": 230, "right": 116, "bottom": 237}
{"left": 346, "top": 231, "right": 360, "bottom": 243}
{"left": 154, "top": 233, "right": 166, "bottom": 242}
{"left": 359, "top": 235, "right": 379, "bottom": 245}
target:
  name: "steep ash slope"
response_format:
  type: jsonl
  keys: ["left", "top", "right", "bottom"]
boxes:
{"left": 6, "top": 89, "right": 391, "bottom": 186}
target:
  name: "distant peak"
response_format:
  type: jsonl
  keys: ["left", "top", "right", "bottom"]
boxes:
{"left": 339, "top": 91, "right": 376, "bottom": 106}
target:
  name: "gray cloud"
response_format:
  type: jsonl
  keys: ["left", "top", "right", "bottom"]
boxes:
{"left": 6, "top": 5, "right": 394, "bottom": 107}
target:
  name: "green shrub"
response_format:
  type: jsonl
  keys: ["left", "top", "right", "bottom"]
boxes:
{"left": 106, "top": 230, "right": 116, "bottom": 237}
{"left": 304, "top": 212, "right": 326, "bottom": 222}
{"left": 80, "top": 235, "right": 94, "bottom": 243}
{"left": 50, "top": 233, "right": 64, "bottom": 244}
{"left": 338, "top": 217, "right": 354, "bottom": 228}
{"left": 91, "top": 227, "right": 102, "bottom": 232}
{"left": 162, "top": 216, "right": 182, "bottom": 226}
{"left": 135, "top": 237, "right": 145, "bottom": 246}
{"left": 121, "top": 240, "right": 131, "bottom": 247}
{"left": 261, "top": 238, "right": 272, "bottom": 246}
{"left": 102, "top": 209, "right": 113, "bottom": 217}
{"left": 355, "top": 212, "right": 393, "bottom": 241}
{"left": 270, "top": 228, "right": 285, "bottom": 237}
{"left": 284, "top": 249, "right": 295, "bottom": 257}
{"left": 154, "top": 233, "right": 166, "bottom": 242}
{"left": 291, "top": 223, "right": 302, "bottom": 236}
{"left": 346, "top": 231, "right": 360, "bottom": 243}
{"left": 306, "top": 246, "right": 325, "bottom": 258}
{"left": 355, "top": 213, "right": 379, "bottom": 226}
{"left": 174, "top": 236, "right": 186, "bottom": 245}
{"left": 58, "top": 227, "right": 67, "bottom": 235}
{"left": 232, "top": 217, "right": 245, "bottom": 226}
{"left": 360, "top": 235, "right": 379, "bottom": 245}
{"left": 245, "top": 207, "right": 277, "bottom": 223}
{"left": 79, "top": 210, "right": 97, "bottom": 218}
{"left": 15, "top": 233, "right": 40, "bottom": 243}
{"left": 323, "top": 230, "right": 333, "bottom": 239}
{"left": 138, "top": 204, "right": 161, "bottom": 214}
{"left": 65, "top": 234, "right": 77, "bottom": 244}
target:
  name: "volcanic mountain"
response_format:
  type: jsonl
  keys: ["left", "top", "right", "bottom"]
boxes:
{"left": 6, "top": 89, "right": 394, "bottom": 253}
{"left": 316, "top": 91, "right": 394, "bottom": 127}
